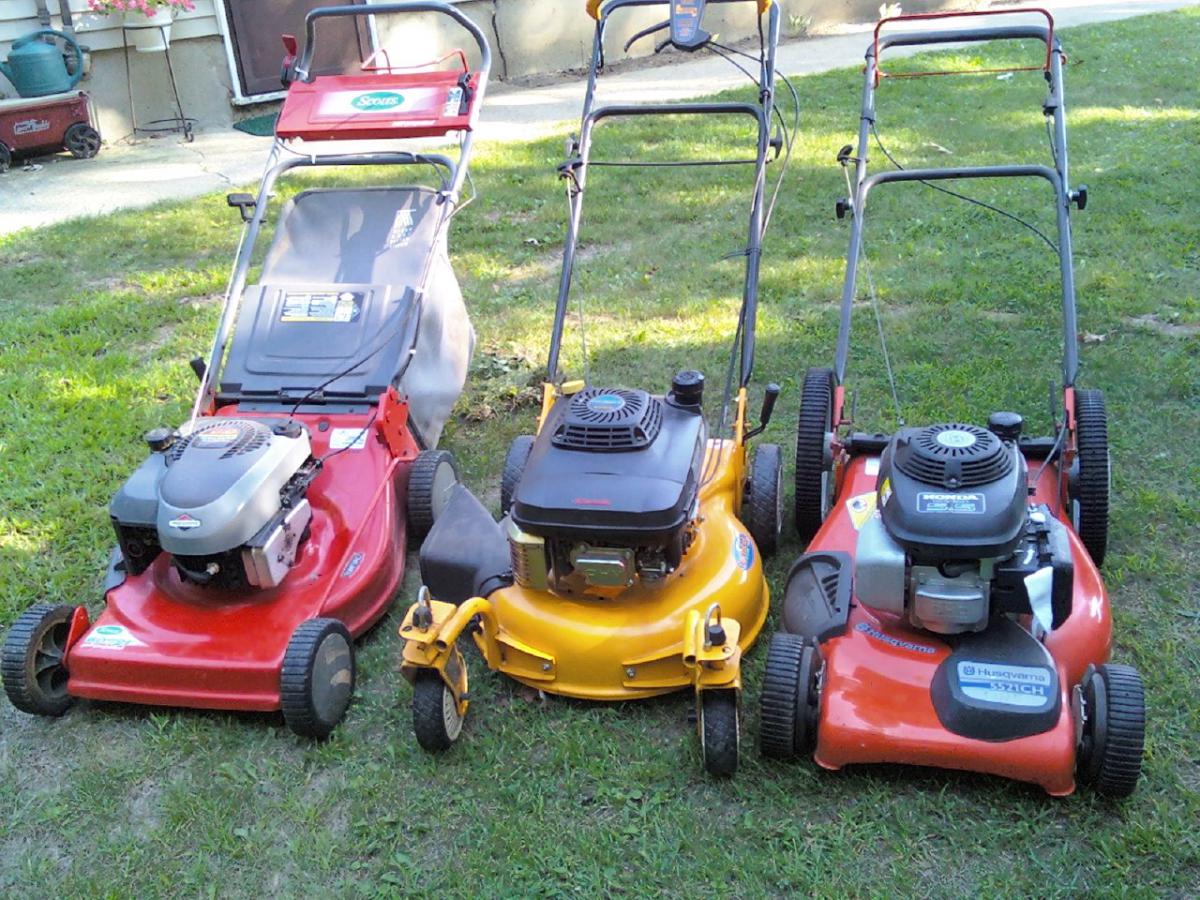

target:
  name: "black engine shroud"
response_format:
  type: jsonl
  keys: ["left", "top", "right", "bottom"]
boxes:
{"left": 510, "top": 387, "right": 706, "bottom": 547}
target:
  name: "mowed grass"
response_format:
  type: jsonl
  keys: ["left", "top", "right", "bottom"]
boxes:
{"left": 1, "top": 9, "right": 1198, "bottom": 897}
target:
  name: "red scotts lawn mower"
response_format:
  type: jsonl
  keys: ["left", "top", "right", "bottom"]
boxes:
{"left": 759, "top": 9, "right": 1145, "bottom": 796}
{"left": 2, "top": 2, "right": 489, "bottom": 738}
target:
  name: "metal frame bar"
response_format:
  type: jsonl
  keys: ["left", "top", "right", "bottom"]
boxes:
{"left": 834, "top": 19, "right": 1081, "bottom": 391}
{"left": 546, "top": 0, "right": 779, "bottom": 392}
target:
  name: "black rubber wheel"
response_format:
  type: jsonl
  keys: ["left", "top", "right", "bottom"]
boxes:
{"left": 759, "top": 632, "right": 821, "bottom": 759}
{"left": 699, "top": 689, "right": 739, "bottom": 777}
{"left": 0, "top": 142, "right": 11, "bottom": 173}
{"left": 407, "top": 449, "right": 460, "bottom": 546}
{"left": 1076, "top": 663, "right": 1144, "bottom": 798}
{"left": 760, "top": 632, "right": 805, "bottom": 758}
{"left": 412, "top": 669, "right": 464, "bottom": 752}
{"left": 745, "top": 443, "right": 783, "bottom": 558}
{"left": 500, "top": 434, "right": 535, "bottom": 515}
{"left": 64, "top": 123, "right": 101, "bottom": 160}
{"left": 1073, "top": 388, "right": 1110, "bottom": 567}
{"left": 795, "top": 368, "right": 835, "bottom": 541}
{"left": 2, "top": 604, "right": 77, "bottom": 717}
{"left": 280, "top": 618, "right": 355, "bottom": 739}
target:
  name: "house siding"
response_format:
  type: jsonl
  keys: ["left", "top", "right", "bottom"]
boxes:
{"left": 1, "top": 0, "right": 219, "bottom": 54}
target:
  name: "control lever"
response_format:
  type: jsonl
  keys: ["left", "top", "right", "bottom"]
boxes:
{"left": 280, "top": 33, "right": 298, "bottom": 87}
{"left": 226, "top": 193, "right": 256, "bottom": 223}
{"left": 624, "top": 19, "right": 669, "bottom": 53}
{"left": 745, "top": 383, "right": 781, "bottom": 439}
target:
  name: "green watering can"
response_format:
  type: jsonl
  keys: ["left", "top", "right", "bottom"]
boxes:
{"left": 0, "top": 29, "right": 84, "bottom": 98}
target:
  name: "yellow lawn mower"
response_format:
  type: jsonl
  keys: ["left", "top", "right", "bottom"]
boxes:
{"left": 397, "top": 0, "right": 794, "bottom": 775}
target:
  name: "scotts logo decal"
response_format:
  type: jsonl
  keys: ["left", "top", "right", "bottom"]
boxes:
{"left": 732, "top": 533, "right": 755, "bottom": 571}
{"left": 351, "top": 91, "right": 405, "bottom": 111}
{"left": 586, "top": 393, "right": 625, "bottom": 413}
{"left": 169, "top": 514, "right": 202, "bottom": 530}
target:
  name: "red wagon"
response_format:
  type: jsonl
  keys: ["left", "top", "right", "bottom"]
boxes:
{"left": 0, "top": 90, "right": 99, "bottom": 172}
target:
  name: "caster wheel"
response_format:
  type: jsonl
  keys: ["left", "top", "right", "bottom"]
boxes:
{"left": 795, "top": 367, "right": 835, "bottom": 541}
{"left": 412, "top": 669, "right": 464, "bottom": 752}
{"left": 699, "top": 689, "right": 739, "bottom": 777}
{"left": 1073, "top": 388, "right": 1110, "bottom": 567}
{"left": 1075, "top": 663, "right": 1144, "bottom": 798}
{"left": 64, "top": 123, "right": 101, "bottom": 160}
{"left": 500, "top": 434, "right": 535, "bottom": 515}
{"left": 407, "top": 449, "right": 461, "bottom": 545}
{"left": 2, "top": 604, "right": 77, "bottom": 716}
{"left": 745, "top": 442, "right": 783, "bottom": 557}
{"left": 760, "top": 632, "right": 821, "bottom": 759}
{"left": 280, "top": 618, "right": 355, "bottom": 739}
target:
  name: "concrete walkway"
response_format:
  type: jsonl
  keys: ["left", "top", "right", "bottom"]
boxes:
{"left": 0, "top": 0, "right": 1190, "bottom": 236}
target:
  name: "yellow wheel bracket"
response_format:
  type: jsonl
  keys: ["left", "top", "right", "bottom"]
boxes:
{"left": 683, "top": 604, "right": 743, "bottom": 691}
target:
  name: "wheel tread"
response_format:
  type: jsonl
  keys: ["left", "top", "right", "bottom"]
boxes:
{"left": 760, "top": 632, "right": 806, "bottom": 759}
{"left": 795, "top": 368, "right": 834, "bottom": 540}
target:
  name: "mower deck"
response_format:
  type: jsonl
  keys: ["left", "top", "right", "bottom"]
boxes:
{"left": 66, "top": 407, "right": 417, "bottom": 712}
{"left": 808, "top": 454, "right": 1109, "bottom": 795}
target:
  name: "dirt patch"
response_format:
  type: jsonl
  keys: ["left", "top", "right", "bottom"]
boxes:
{"left": 1125, "top": 313, "right": 1199, "bottom": 338}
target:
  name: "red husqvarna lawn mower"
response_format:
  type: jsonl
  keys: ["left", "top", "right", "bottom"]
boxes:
{"left": 2, "top": 2, "right": 489, "bottom": 738}
{"left": 759, "top": 9, "right": 1145, "bottom": 797}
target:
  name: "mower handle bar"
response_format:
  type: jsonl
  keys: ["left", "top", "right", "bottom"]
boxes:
{"left": 592, "top": 0, "right": 770, "bottom": 20}
{"left": 295, "top": 1, "right": 492, "bottom": 83}
{"left": 874, "top": 24, "right": 1052, "bottom": 55}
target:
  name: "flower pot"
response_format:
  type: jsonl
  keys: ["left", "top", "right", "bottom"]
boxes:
{"left": 124, "top": 9, "right": 174, "bottom": 53}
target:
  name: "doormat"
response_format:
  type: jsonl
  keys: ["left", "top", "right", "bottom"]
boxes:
{"left": 233, "top": 113, "right": 277, "bottom": 137}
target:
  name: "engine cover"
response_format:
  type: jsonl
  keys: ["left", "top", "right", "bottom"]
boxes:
{"left": 510, "top": 388, "right": 705, "bottom": 546}
{"left": 878, "top": 423, "right": 1026, "bottom": 561}
{"left": 156, "top": 419, "right": 311, "bottom": 556}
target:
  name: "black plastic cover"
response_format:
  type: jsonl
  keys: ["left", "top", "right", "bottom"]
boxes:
{"left": 931, "top": 617, "right": 1061, "bottom": 741}
{"left": 878, "top": 424, "right": 1027, "bottom": 560}
{"left": 781, "top": 551, "right": 852, "bottom": 643}
{"left": 510, "top": 389, "right": 705, "bottom": 545}
{"left": 991, "top": 505, "right": 1074, "bottom": 629}
{"left": 418, "top": 484, "right": 512, "bottom": 604}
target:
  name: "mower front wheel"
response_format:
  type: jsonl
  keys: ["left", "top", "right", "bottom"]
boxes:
{"left": 1075, "top": 663, "right": 1144, "bottom": 798}
{"left": 745, "top": 442, "right": 783, "bottom": 558}
{"left": 280, "top": 618, "right": 356, "bottom": 739}
{"left": 407, "top": 450, "right": 461, "bottom": 545}
{"left": 698, "top": 689, "right": 739, "bottom": 777}
{"left": 759, "top": 632, "right": 821, "bottom": 759}
{"left": 500, "top": 434, "right": 535, "bottom": 515}
{"left": 2, "top": 603, "right": 78, "bottom": 717}
{"left": 412, "top": 669, "right": 464, "bottom": 752}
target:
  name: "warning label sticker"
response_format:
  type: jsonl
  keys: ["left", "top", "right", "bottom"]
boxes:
{"left": 917, "top": 492, "right": 986, "bottom": 515}
{"left": 845, "top": 492, "right": 877, "bottom": 530}
{"left": 194, "top": 425, "right": 241, "bottom": 448}
{"left": 329, "top": 427, "right": 369, "bottom": 451}
{"left": 81, "top": 624, "right": 145, "bottom": 651}
{"left": 957, "top": 660, "right": 1052, "bottom": 707}
{"left": 280, "top": 291, "right": 362, "bottom": 324}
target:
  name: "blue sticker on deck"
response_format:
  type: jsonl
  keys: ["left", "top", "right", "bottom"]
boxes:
{"left": 733, "top": 533, "right": 754, "bottom": 570}
{"left": 957, "top": 661, "right": 1052, "bottom": 707}
{"left": 916, "top": 492, "right": 986, "bottom": 515}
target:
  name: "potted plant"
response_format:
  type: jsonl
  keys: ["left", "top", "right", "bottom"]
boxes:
{"left": 87, "top": 0, "right": 196, "bottom": 53}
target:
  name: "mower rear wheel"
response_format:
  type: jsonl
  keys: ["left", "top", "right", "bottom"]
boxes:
{"left": 2, "top": 604, "right": 77, "bottom": 717}
{"left": 699, "top": 689, "right": 739, "bottom": 777}
{"left": 746, "top": 443, "right": 783, "bottom": 557}
{"left": 407, "top": 450, "right": 461, "bottom": 546}
{"left": 1076, "top": 663, "right": 1144, "bottom": 798}
{"left": 759, "top": 632, "right": 822, "bottom": 758}
{"left": 280, "top": 618, "right": 355, "bottom": 739}
{"left": 64, "top": 123, "right": 101, "bottom": 160}
{"left": 1073, "top": 389, "right": 1110, "bottom": 567}
{"left": 0, "top": 142, "right": 11, "bottom": 173}
{"left": 795, "top": 368, "right": 835, "bottom": 541}
{"left": 500, "top": 434, "right": 535, "bottom": 515}
{"left": 412, "top": 669, "right": 464, "bottom": 752}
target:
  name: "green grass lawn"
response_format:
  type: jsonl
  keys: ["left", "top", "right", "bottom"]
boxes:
{"left": 1, "top": 9, "right": 1198, "bottom": 896}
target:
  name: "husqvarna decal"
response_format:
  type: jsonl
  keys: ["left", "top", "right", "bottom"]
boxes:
{"left": 81, "top": 625, "right": 145, "bottom": 650}
{"left": 956, "top": 661, "right": 1052, "bottom": 707}
{"left": 733, "top": 533, "right": 754, "bottom": 570}
{"left": 855, "top": 621, "right": 936, "bottom": 655}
